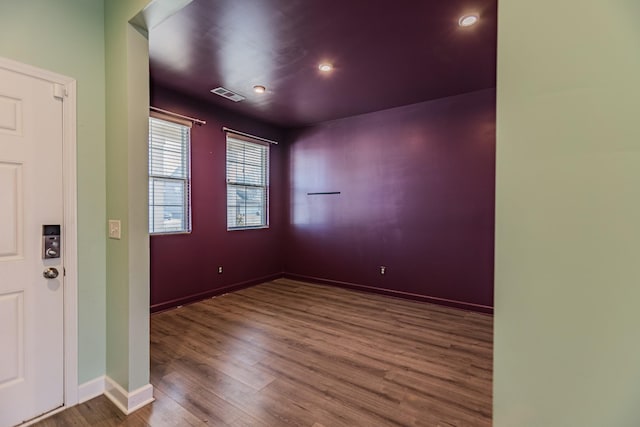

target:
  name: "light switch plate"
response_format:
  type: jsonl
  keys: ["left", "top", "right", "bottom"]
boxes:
{"left": 108, "top": 219, "right": 121, "bottom": 239}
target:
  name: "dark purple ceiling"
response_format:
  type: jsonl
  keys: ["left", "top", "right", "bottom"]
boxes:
{"left": 149, "top": 0, "right": 497, "bottom": 127}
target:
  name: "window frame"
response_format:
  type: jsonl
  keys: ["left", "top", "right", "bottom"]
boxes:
{"left": 225, "top": 133, "right": 270, "bottom": 231}
{"left": 148, "top": 113, "right": 192, "bottom": 235}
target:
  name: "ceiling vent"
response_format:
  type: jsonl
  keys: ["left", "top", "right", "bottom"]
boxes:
{"left": 210, "top": 86, "right": 245, "bottom": 102}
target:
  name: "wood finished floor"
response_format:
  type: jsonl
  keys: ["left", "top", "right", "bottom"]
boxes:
{"left": 35, "top": 278, "right": 493, "bottom": 426}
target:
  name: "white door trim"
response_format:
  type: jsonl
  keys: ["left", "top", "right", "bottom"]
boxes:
{"left": 0, "top": 57, "right": 79, "bottom": 410}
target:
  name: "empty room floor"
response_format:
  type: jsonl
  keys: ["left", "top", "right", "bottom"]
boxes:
{"left": 36, "top": 278, "right": 493, "bottom": 426}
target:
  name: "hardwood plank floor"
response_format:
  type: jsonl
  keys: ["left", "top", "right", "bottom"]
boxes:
{"left": 35, "top": 278, "right": 493, "bottom": 426}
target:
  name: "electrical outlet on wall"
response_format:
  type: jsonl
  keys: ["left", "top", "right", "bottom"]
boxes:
{"left": 380, "top": 266, "right": 386, "bottom": 275}
{"left": 218, "top": 266, "right": 223, "bottom": 274}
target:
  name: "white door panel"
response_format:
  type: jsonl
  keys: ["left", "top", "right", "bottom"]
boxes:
{"left": 0, "top": 162, "right": 22, "bottom": 258}
{"left": 0, "top": 94, "right": 22, "bottom": 136}
{"left": 0, "top": 291, "right": 24, "bottom": 386}
{"left": 0, "top": 65, "right": 64, "bottom": 427}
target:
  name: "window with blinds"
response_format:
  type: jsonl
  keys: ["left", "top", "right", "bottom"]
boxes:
{"left": 226, "top": 134, "right": 269, "bottom": 230}
{"left": 148, "top": 116, "right": 191, "bottom": 234}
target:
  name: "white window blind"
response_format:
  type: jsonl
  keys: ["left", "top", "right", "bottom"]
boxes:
{"left": 226, "top": 135, "right": 269, "bottom": 230}
{"left": 149, "top": 116, "right": 191, "bottom": 234}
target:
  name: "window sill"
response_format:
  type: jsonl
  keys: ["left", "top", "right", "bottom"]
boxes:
{"left": 227, "top": 226, "right": 269, "bottom": 232}
{"left": 150, "top": 230, "right": 192, "bottom": 236}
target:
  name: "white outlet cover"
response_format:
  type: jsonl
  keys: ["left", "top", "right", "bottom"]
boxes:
{"left": 108, "top": 219, "right": 121, "bottom": 239}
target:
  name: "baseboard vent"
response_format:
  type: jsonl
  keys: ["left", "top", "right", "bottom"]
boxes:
{"left": 210, "top": 86, "right": 245, "bottom": 102}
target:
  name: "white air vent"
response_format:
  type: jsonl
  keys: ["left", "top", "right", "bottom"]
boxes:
{"left": 210, "top": 87, "right": 245, "bottom": 102}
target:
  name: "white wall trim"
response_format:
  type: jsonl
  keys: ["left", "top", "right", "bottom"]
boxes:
{"left": 78, "top": 376, "right": 106, "bottom": 404}
{"left": 104, "top": 376, "right": 154, "bottom": 415}
{"left": 0, "top": 56, "right": 79, "bottom": 409}
{"left": 62, "top": 78, "right": 79, "bottom": 408}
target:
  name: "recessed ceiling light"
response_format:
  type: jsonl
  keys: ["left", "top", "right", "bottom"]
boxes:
{"left": 458, "top": 14, "right": 479, "bottom": 27}
{"left": 318, "top": 63, "right": 333, "bottom": 72}
{"left": 253, "top": 85, "right": 266, "bottom": 94}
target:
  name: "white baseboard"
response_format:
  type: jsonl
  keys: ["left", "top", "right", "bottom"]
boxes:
{"left": 78, "top": 376, "right": 106, "bottom": 403}
{"left": 104, "top": 376, "right": 154, "bottom": 415}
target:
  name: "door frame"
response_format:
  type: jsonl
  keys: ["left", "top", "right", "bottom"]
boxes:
{"left": 0, "top": 57, "right": 79, "bottom": 413}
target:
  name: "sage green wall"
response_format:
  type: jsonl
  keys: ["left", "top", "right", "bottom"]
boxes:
{"left": 495, "top": 1, "right": 640, "bottom": 425}
{"left": 0, "top": 0, "right": 106, "bottom": 384}
{"left": 104, "top": 0, "right": 152, "bottom": 391}
{"left": 0, "top": 0, "right": 175, "bottom": 392}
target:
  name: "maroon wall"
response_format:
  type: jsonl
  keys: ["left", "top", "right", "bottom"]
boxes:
{"left": 150, "top": 85, "right": 286, "bottom": 312}
{"left": 150, "top": 86, "right": 495, "bottom": 313}
{"left": 284, "top": 89, "right": 495, "bottom": 312}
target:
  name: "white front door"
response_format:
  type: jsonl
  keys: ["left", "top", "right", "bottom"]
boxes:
{"left": 0, "top": 64, "right": 65, "bottom": 426}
